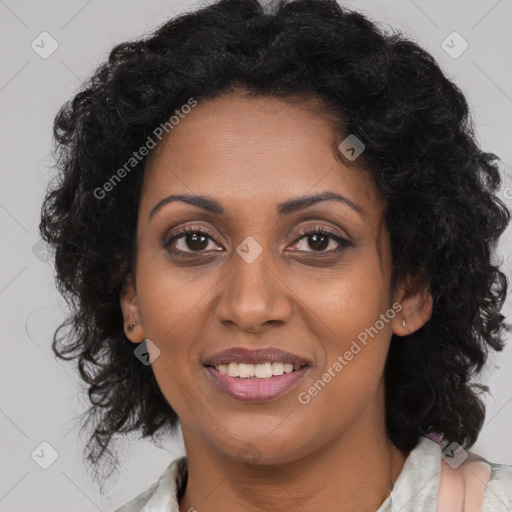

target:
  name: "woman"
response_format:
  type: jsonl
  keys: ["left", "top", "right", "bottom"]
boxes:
{"left": 39, "top": 0, "right": 512, "bottom": 510}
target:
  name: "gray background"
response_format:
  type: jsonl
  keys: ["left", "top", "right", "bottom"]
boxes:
{"left": 1, "top": 0, "right": 511, "bottom": 510}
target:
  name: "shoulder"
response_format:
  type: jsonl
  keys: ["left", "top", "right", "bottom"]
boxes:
{"left": 112, "top": 456, "right": 187, "bottom": 512}
{"left": 482, "top": 461, "right": 512, "bottom": 511}
{"left": 439, "top": 453, "right": 512, "bottom": 512}
{"left": 413, "top": 436, "right": 512, "bottom": 512}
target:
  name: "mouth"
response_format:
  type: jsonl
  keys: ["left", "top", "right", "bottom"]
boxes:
{"left": 203, "top": 346, "right": 313, "bottom": 369}
{"left": 204, "top": 365, "right": 310, "bottom": 403}
{"left": 202, "top": 346, "right": 312, "bottom": 402}
{"left": 205, "top": 361, "right": 308, "bottom": 379}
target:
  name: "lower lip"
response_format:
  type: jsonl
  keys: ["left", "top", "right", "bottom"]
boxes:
{"left": 205, "top": 366, "right": 309, "bottom": 403}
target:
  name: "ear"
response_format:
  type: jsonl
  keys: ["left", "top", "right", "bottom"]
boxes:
{"left": 391, "top": 275, "right": 433, "bottom": 337}
{"left": 119, "top": 277, "right": 145, "bottom": 343}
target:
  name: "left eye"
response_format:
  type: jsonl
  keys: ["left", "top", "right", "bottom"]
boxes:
{"left": 291, "top": 228, "right": 351, "bottom": 253}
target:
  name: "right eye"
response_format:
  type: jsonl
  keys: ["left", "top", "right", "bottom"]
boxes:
{"left": 163, "top": 226, "right": 224, "bottom": 255}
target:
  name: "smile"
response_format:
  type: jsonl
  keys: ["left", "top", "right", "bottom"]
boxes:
{"left": 205, "top": 365, "right": 310, "bottom": 402}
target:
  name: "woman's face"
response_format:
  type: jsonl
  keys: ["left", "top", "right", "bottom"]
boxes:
{"left": 122, "top": 93, "right": 415, "bottom": 464}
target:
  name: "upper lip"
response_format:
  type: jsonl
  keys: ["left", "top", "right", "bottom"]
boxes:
{"left": 203, "top": 347, "right": 313, "bottom": 368}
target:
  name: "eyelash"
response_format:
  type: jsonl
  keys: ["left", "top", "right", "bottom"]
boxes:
{"left": 163, "top": 224, "right": 352, "bottom": 257}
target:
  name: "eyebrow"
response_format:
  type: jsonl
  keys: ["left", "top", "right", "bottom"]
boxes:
{"left": 148, "top": 191, "right": 365, "bottom": 221}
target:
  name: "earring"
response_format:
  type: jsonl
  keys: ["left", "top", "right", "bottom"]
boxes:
{"left": 128, "top": 322, "right": 136, "bottom": 333}
{"left": 402, "top": 318, "right": 407, "bottom": 328}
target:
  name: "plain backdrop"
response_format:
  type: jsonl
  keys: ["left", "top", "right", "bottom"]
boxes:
{"left": 1, "top": 0, "right": 511, "bottom": 510}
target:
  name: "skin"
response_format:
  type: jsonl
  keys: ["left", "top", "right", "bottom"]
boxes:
{"left": 120, "top": 93, "right": 433, "bottom": 512}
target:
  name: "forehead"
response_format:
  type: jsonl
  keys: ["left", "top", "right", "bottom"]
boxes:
{"left": 140, "top": 93, "right": 384, "bottom": 220}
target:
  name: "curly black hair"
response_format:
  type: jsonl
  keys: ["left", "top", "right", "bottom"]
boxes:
{"left": 39, "top": 0, "right": 510, "bottom": 484}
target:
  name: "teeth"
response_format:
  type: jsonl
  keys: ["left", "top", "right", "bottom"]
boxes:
{"left": 239, "top": 363, "right": 256, "bottom": 379}
{"left": 254, "top": 362, "right": 272, "bottom": 378}
{"left": 216, "top": 362, "right": 297, "bottom": 379}
{"left": 271, "top": 362, "right": 283, "bottom": 376}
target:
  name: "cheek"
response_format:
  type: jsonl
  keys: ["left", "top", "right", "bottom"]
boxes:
{"left": 133, "top": 267, "right": 213, "bottom": 409}
{"left": 135, "top": 252, "right": 217, "bottom": 340}
{"left": 293, "top": 254, "right": 393, "bottom": 392}
{"left": 291, "top": 254, "right": 391, "bottom": 340}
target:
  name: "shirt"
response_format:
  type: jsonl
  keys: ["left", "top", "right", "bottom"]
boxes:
{"left": 113, "top": 436, "right": 512, "bottom": 512}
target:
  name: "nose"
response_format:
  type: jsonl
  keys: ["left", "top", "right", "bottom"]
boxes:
{"left": 215, "top": 247, "right": 293, "bottom": 333}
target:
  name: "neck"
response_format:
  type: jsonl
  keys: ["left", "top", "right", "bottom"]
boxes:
{"left": 178, "top": 415, "right": 410, "bottom": 512}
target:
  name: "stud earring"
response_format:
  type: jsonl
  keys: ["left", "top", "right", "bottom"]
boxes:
{"left": 128, "top": 322, "right": 136, "bottom": 333}
{"left": 402, "top": 318, "right": 407, "bottom": 328}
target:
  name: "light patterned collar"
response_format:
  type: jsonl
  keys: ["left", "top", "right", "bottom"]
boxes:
{"left": 116, "top": 435, "right": 512, "bottom": 512}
